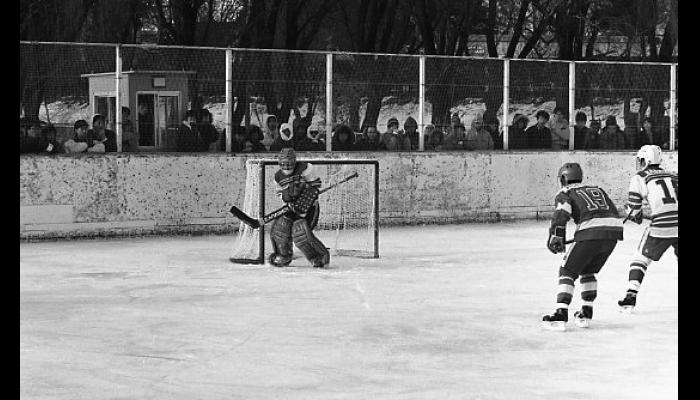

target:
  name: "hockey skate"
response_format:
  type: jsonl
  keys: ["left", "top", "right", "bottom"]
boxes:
{"left": 269, "top": 253, "right": 292, "bottom": 267}
{"left": 541, "top": 308, "right": 568, "bottom": 332}
{"left": 573, "top": 306, "right": 593, "bottom": 328}
{"left": 618, "top": 293, "right": 637, "bottom": 313}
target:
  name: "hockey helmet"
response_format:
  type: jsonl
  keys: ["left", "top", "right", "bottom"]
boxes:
{"left": 636, "top": 145, "right": 662, "bottom": 171}
{"left": 558, "top": 162, "right": 583, "bottom": 186}
{"left": 278, "top": 147, "right": 296, "bottom": 173}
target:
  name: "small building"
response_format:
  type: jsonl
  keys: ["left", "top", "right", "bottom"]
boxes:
{"left": 81, "top": 70, "right": 194, "bottom": 151}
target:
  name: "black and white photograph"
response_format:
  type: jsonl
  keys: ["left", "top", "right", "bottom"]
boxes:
{"left": 20, "top": 0, "right": 678, "bottom": 398}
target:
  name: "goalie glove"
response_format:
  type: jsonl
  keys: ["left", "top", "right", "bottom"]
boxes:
{"left": 547, "top": 225, "right": 566, "bottom": 254}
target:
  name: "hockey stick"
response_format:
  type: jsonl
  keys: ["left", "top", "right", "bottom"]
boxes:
{"left": 229, "top": 171, "right": 359, "bottom": 229}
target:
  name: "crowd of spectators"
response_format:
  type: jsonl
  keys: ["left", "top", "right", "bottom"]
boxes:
{"left": 20, "top": 107, "right": 676, "bottom": 155}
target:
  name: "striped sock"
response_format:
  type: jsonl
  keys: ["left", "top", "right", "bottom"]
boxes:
{"left": 556, "top": 268, "right": 577, "bottom": 309}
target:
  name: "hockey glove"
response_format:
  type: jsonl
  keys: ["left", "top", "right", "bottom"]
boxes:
{"left": 629, "top": 210, "right": 644, "bottom": 224}
{"left": 547, "top": 225, "right": 566, "bottom": 254}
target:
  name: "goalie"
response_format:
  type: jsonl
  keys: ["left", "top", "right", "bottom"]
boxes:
{"left": 269, "top": 148, "right": 330, "bottom": 268}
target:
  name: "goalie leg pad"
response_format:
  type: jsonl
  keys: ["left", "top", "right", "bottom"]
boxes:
{"left": 270, "top": 215, "right": 294, "bottom": 264}
{"left": 292, "top": 219, "right": 330, "bottom": 267}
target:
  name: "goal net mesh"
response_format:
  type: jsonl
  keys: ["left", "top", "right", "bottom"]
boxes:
{"left": 230, "top": 159, "right": 379, "bottom": 264}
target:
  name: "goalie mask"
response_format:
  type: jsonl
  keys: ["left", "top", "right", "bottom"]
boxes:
{"left": 636, "top": 145, "right": 662, "bottom": 171}
{"left": 278, "top": 147, "right": 297, "bottom": 174}
{"left": 557, "top": 162, "right": 583, "bottom": 187}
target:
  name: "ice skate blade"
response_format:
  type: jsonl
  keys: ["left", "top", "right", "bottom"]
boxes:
{"left": 619, "top": 306, "right": 634, "bottom": 314}
{"left": 541, "top": 321, "right": 566, "bottom": 332}
{"left": 574, "top": 318, "right": 590, "bottom": 328}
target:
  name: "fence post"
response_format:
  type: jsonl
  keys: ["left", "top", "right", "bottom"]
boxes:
{"left": 669, "top": 63, "right": 676, "bottom": 151}
{"left": 568, "top": 62, "right": 575, "bottom": 150}
{"left": 225, "top": 48, "right": 233, "bottom": 153}
{"left": 326, "top": 53, "right": 333, "bottom": 152}
{"left": 115, "top": 45, "right": 122, "bottom": 153}
{"left": 502, "top": 58, "right": 509, "bottom": 150}
{"left": 419, "top": 55, "right": 425, "bottom": 151}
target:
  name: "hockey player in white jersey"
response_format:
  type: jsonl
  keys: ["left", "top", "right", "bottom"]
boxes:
{"left": 618, "top": 145, "right": 678, "bottom": 312}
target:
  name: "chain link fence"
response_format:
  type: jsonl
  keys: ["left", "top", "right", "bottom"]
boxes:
{"left": 20, "top": 41, "right": 678, "bottom": 154}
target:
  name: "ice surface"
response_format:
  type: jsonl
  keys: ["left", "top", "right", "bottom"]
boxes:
{"left": 20, "top": 220, "right": 677, "bottom": 399}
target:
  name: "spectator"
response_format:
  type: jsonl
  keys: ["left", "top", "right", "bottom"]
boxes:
{"left": 484, "top": 116, "right": 502, "bottom": 150}
{"left": 292, "top": 117, "right": 310, "bottom": 143}
{"left": 176, "top": 110, "right": 200, "bottom": 152}
{"left": 598, "top": 116, "right": 625, "bottom": 149}
{"left": 331, "top": 124, "right": 357, "bottom": 151}
{"left": 573, "top": 112, "right": 590, "bottom": 150}
{"left": 381, "top": 117, "right": 411, "bottom": 151}
{"left": 636, "top": 117, "right": 655, "bottom": 147}
{"left": 19, "top": 119, "right": 48, "bottom": 154}
{"left": 121, "top": 107, "right": 139, "bottom": 152}
{"left": 659, "top": 116, "right": 671, "bottom": 149}
{"left": 623, "top": 113, "right": 639, "bottom": 149}
{"left": 525, "top": 110, "right": 552, "bottom": 149}
{"left": 41, "top": 124, "right": 63, "bottom": 154}
{"left": 90, "top": 114, "right": 117, "bottom": 152}
{"left": 263, "top": 115, "right": 278, "bottom": 150}
{"left": 508, "top": 114, "right": 529, "bottom": 149}
{"left": 246, "top": 125, "right": 268, "bottom": 152}
{"left": 585, "top": 119, "right": 602, "bottom": 149}
{"left": 230, "top": 126, "right": 251, "bottom": 153}
{"left": 270, "top": 122, "right": 295, "bottom": 151}
{"left": 197, "top": 108, "right": 220, "bottom": 151}
{"left": 422, "top": 124, "right": 435, "bottom": 148}
{"left": 426, "top": 127, "right": 444, "bottom": 151}
{"left": 356, "top": 126, "right": 384, "bottom": 151}
{"left": 464, "top": 113, "right": 494, "bottom": 150}
{"left": 64, "top": 119, "right": 105, "bottom": 153}
{"left": 296, "top": 125, "right": 326, "bottom": 151}
{"left": 442, "top": 123, "right": 467, "bottom": 150}
{"left": 448, "top": 113, "right": 462, "bottom": 134}
{"left": 549, "top": 106, "right": 569, "bottom": 149}
{"left": 404, "top": 116, "right": 419, "bottom": 150}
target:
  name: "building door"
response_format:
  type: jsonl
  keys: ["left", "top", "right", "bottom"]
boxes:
{"left": 136, "top": 92, "right": 180, "bottom": 151}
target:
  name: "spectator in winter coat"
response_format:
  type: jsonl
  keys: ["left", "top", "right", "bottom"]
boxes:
{"left": 270, "top": 123, "right": 295, "bottom": 151}
{"left": 19, "top": 119, "right": 49, "bottom": 154}
{"left": 404, "top": 116, "right": 419, "bottom": 150}
{"left": 176, "top": 110, "right": 200, "bottom": 152}
{"left": 464, "top": 113, "right": 494, "bottom": 150}
{"left": 121, "top": 107, "right": 139, "bottom": 152}
{"left": 425, "top": 127, "right": 444, "bottom": 151}
{"left": 246, "top": 125, "right": 268, "bottom": 152}
{"left": 64, "top": 119, "right": 105, "bottom": 153}
{"left": 381, "top": 117, "right": 411, "bottom": 151}
{"left": 548, "top": 106, "right": 569, "bottom": 149}
{"left": 331, "top": 124, "right": 357, "bottom": 151}
{"left": 356, "top": 126, "right": 384, "bottom": 151}
{"left": 636, "top": 117, "right": 655, "bottom": 147}
{"left": 508, "top": 114, "right": 529, "bottom": 149}
{"left": 598, "top": 116, "right": 625, "bottom": 149}
{"left": 230, "top": 126, "right": 252, "bottom": 153}
{"left": 623, "top": 113, "right": 639, "bottom": 149}
{"left": 585, "top": 119, "right": 602, "bottom": 149}
{"left": 573, "top": 112, "right": 590, "bottom": 150}
{"left": 525, "top": 110, "right": 552, "bottom": 149}
{"left": 262, "top": 114, "right": 278, "bottom": 150}
{"left": 484, "top": 116, "right": 502, "bottom": 149}
{"left": 296, "top": 125, "right": 326, "bottom": 151}
{"left": 442, "top": 123, "right": 467, "bottom": 150}
{"left": 197, "top": 108, "right": 220, "bottom": 151}
{"left": 41, "top": 124, "right": 63, "bottom": 154}
{"left": 90, "top": 114, "right": 117, "bottom": 152}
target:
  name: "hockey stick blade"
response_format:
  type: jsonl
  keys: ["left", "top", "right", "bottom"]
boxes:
{"left": 229, "top": 206, "right": 261, "bottom": 229}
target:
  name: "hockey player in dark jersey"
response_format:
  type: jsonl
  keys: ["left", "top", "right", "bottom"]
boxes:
{"left": 541, "top": 163, "right": 624, "bottom": 331}
{"left": 268, "top": 148, "right": 330, "bottom": 268}
{"left": 617, "top": 145, "right": 678, "bottom": 313}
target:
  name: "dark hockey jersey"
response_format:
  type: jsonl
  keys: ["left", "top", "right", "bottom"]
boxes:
{"left": 274, "top": 162, "right": 322, "bottom": 203}
{"left": 552, "top": 183, "right": 623, "bottom": 241}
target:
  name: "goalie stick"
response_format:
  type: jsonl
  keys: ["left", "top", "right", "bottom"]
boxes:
{"left": 229, "top": 171, "right": 359, "bottom": 229}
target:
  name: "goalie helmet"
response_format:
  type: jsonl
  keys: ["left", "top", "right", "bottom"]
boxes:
{"left": 558, "top": 162, "right": 583, "bottom": 187}
{"left": 278, "top": 147, "right": 296, "bottom": 173}
{"left": 636, "top": 145, "right": 662, "bottom": 171}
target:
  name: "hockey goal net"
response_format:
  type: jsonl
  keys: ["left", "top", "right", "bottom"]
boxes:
{"left": 230, "top": 158, "right": 379, "bottom": 264}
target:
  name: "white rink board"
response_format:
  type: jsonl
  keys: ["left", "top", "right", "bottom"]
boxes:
{"left": 20, "top": 220, "right": 677, "bottom": 399}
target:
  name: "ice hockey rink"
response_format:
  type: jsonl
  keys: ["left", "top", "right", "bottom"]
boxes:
{"left": 20, "top": 219, "right": 677, "bottom": 399}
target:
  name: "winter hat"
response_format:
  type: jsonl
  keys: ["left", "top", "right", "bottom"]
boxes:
{"left": 387, "top": 117, "right": 399, "bottom": 128}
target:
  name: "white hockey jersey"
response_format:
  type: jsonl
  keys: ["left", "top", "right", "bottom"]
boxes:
{"left": 627, "top": 166, "right": 678, "bottom": 238}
